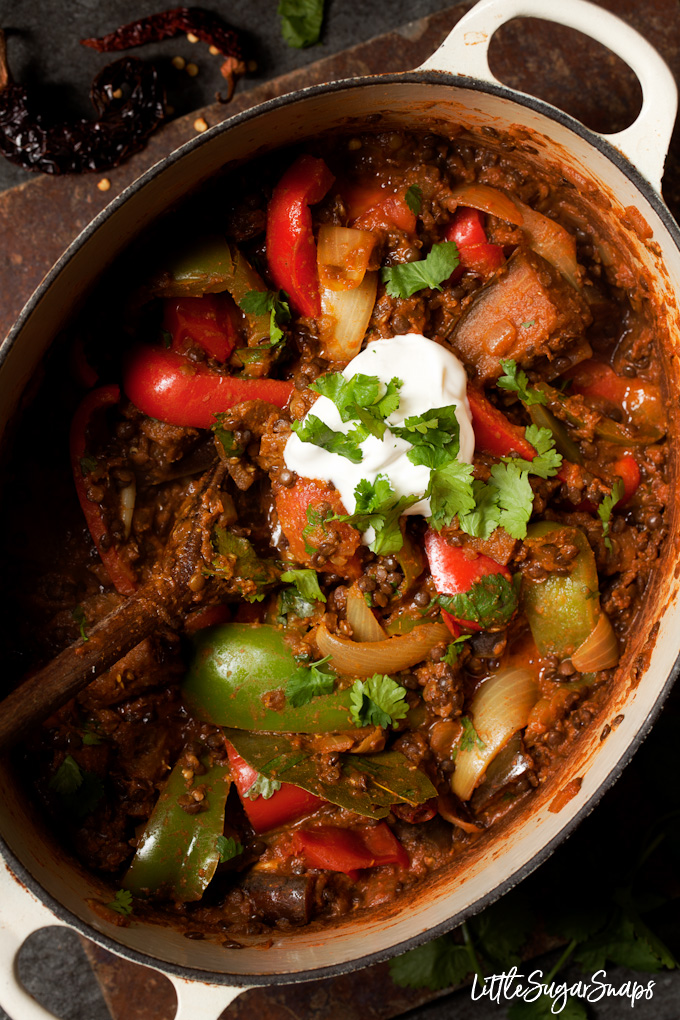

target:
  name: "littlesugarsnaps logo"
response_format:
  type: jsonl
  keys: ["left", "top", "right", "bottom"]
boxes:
{"left": 470, "top": 967, "right": 655, "bottom": 1013}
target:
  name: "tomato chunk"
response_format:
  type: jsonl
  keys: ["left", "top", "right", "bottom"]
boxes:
{"left": 275, "top": 477, "right": 361, "bottom": 577}
{"left": 226, "top": 745, "right": 324, "bottom": 833}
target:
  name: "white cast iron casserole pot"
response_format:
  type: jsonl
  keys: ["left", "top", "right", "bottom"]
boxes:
{"left": 1, "top": 1, "right": 679, "bottom": 1017}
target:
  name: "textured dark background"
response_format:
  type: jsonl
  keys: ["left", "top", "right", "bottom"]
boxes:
{"left": 1, "top": 2, "right": 680, "bottom": 1019}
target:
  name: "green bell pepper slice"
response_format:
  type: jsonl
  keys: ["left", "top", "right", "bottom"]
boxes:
{"left": 182, "top": 623, "right": 359, "bottom": 732}
{"left": 535, "top": 381, "right": 665, "bottom": 446}
{"left": 123, "top": 754, "right": 231, "bottom": 902}
{"left": 148, "top": 237, "right": 270, "bottom": 344}
{"left": 521, "top": 522, "right": 601, "bottom": 660}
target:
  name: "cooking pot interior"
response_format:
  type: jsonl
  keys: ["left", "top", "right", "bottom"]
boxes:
{"left": 2, "top": 75, "right": 680, "bottom": 980}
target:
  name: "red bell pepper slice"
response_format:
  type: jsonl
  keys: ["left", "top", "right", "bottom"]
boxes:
{"left": 446, "top": 208, "right": 504, "bottom": 279}
{"left": 69, "top": 385, "right": 138, "bottom": 596}
{"left": 292, "top": 823, "right": 409, "bottom": 879}
{"left": 266, "top": 154, "right": 335, "bottom": 318}
{"left": 163, "top": 294, "right": 240, "bottom": 363}
{"left": 424, "top": 528, "right": 511, "bottom": 633}
{"left": 344, "top": 183, "right": 417, "bottom": 234}
{"left": 565, "top": 360, "right": 663, "bottom": 428}
{"left": 467, "top": 387, "right": 537, "bottom": 460}
{"left": 226, "top": 744, "right": 324, "bottom": 833}
{"left": 184, "top": 603, "right": 232, "bottom": 634}
{"left": 123, "top": 346, "right": 292, "bottom": 428}
{"left": 612, "top": 454, "right": 640, "bottom": 506}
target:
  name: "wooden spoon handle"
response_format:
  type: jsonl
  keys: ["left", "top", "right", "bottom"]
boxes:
{"left": 0, "top": 591, "right": 161, "bottom": 751}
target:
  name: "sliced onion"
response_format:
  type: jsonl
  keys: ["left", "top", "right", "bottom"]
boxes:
{"left": 319, "top": 270, "right": 377, "bottom": 362}
{"left": 316, "top": 621, "right": 450, "bottom": 675}
{"left": 346, "top": 585, "right": 387, "bottom": 642}
{"left": 449, "top": 183, "right": 524, "bottom": 225}
{"left": 514, "top": 199, "right": 581, "bottom": 289}
{"left": 119, "top": 478, "right": 136, "bottom": 541}
{"left": 571, "top": 612, "right": 618, "bottom": 672}
{"left": 452, "top": 667, "right": 539, "bottom": 802}
{"left": 317, "top": 225, "right": 376, "bottom": 291}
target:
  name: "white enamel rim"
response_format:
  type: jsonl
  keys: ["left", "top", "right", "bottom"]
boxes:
{"left": 0, "top": 1, "right": 678, "bottom": 1017}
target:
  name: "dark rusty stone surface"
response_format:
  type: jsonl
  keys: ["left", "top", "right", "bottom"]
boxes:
{"left": 2, "top": 2, "right": 679, "bottom": 1018}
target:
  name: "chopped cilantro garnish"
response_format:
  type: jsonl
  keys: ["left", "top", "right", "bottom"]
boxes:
{"left": 49, "top": 755, "right": 83, "bottom": 796}
{"left": 460, "top": 716, "right": 485, "bottom": 752}
{"left": 212, "top": 415, "right": 247, "bottom": 457}
{"left": 441, "top": 635, "right": 470, "bottom": 666}
{"left": 291, "top": 414, "right": 364, "bottom": 463}
{"left": 435, "top": 573, "right": 521, "bottom": 630}
{"left": 520, "top": 319, "right": 536, "bottom": 328}
{"left": 404, "top": 184, "right": 423, "bottom": 214}
{"left": 302, "top": 503, "right": 332, "bottom": 555}
{"left": 311, "top": 372, "right": 403, "bottom": 440}
{"left": 286, "top": 655, "right": 336, "bottom": 707}
{"left": 391, "top": 405, "right": 461, "bottom": 469}
{"left": 239, "top": 289, "right": 291, "bottom": 346}
{"left": 488, "top": 459, "right": 536, "bottom": 540}
{"left": 49, "top": 755, "right": 104, "bottom": 818}
{"left": 278, "top": 0, "right": 325, "bottom": 48}
{"left": 349, "top": 674, "right": 409, "bottom": 728}
{"left": 381, "top": 242, "right": 460, "bottom": 298}
{"left": 216, "top": 835, "right": 244, "bottom": 863}
{"left": 79, "top": 454, "right": 98, "bottom": 476}
{"left": 598, "top": 479, "right": 625, "bottom": 552}
{"left": 334, "top": 474, "right": 420, "bottom": 555}
{"left": 497, "top": 359, "right": 547, "bottom": 406}
{"left": 428, "top": 460, "right": 477, "bottom": 531}
{"left": 280, "top": 568, "right": 326, "bottom": 604}
{"left": 72, "top": 605, "right": 89, "bottom": 642}
{"left": 107, "top": 889, "right": 133, "bottom": 916}
{"left": 244, "top": 773, "right": 282, "bottom": 800}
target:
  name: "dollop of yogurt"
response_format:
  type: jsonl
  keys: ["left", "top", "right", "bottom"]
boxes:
{"left": 283, "top": 333, "right": 474, "bottom": 541}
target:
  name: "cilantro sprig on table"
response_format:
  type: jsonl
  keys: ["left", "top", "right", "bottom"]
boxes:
{"left": 278, "top": 0, "right": 325, "bottom": 49}
{"left": 381, "top": 241, "right": 459, "bottom": 298}
{"left": 349, "top": 674, "right": 409, "bottom": 728}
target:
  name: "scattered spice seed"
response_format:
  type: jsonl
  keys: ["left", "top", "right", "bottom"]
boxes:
{"left": 81, "top": 7, "right": 246, "bottom": 100}
{"left": 186, "top": 62, "right": 199, "bottom": 77}
{"left": 193, "top": 116, "right": 208, "bottom": 132}
{"left": 209, "top": 45, "right": 220, "bottom": 55}
{"left": 171, "top": 55, "right": 186, "bottom": 69}
{"left": 97, "top": 178, "right": 111, "bottom": 191}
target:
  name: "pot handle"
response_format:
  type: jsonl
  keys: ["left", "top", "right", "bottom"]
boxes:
{"left": 0, "top": 855, "right": 71, "bottom": 1020}
{"left": 418, "top": 0, "right": 678, "bottom": 191}
{"left": 167, "top": 974, "right": 247, "bottom": 1020}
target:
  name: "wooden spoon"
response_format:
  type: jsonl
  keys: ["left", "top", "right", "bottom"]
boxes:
{"left": 0, "top": 461, "right": 228, "bottom": 751}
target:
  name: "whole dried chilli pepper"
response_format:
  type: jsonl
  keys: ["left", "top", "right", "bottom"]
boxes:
{"left": 0, "top": 32, "right": 165, "bottom": 175}
{"left": 81, "top": 7, "right": 246, "bottom": 101}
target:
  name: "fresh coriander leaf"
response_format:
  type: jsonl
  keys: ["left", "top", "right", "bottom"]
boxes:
{"left": 441, "top": 635, "right": 470, "bottom": 666}
{"left": 334, "top": 475, "right": 421, "bottom": 555}
{"left": 239, "top": 289, "right": 291, "bottom": 346}
{"left": 598, "top": 479, "right": 625, "bottom": 552}
{"left": 278, "top": 0, "right": 325, "bottom": 48}
{"left": 72, "top": 605, "right": 89, "bottom": 642}
{"left": 79, "top": 454, "right": 98, "bottom": 475}
{"left": 428, "top": 460, "right": 476, "bottom": 531}
{"left": 381, "top": 242, "right": 459, "bottom": 299}
{"left": 81, "top": 725, "right": 103, "bottom": 746}
{"left": 280, "top": 568, "right": 326, "bottom": 603}
{"left": 286, "top": 656, "right": 336, "bottom": 707}
{"left": 292, "top": 414, "right": 364, "bottom": 463}
{"left": 489, "top": 460, "right": 535, "bottom": 540}
{"left": 522, "top": 425, "right": 563, "bottom": 479}
{"left": 460, "top": 716, "right": 485, "bottom": 752}
{"left": 216, "top": 835, "right": 244, "bottom": 863}
{"left": 458, "top": 479, "right": 501, "bottom": 540}
{"left": 391, "top": 405, "right": 462, "bottom": 470}
{"left": 160, "top": 328, "right": 172, "bottom": 349}
{"left": 277, "top": 587, "right": 317, "bottom": 622}
{"left": 520, "top": 319, "right": 536, "bottom": 328}
{"left": 245, "top": 773, "right": 282, "bottom": 800}
{"left": 312, "top": 372, "right": 402, "bottom": 440}
{"left": 470, "top": 891, "right": 535, "bottom": 969}
{"left": 349, "top": 674, "right": 409, "bottom": 728}
{"left": 211, "top": 528, "right": 281, "bottom": 593}
{"left": 49, "top": 755, "right": 83, "bottom": 796}
{"left": 212, "top": 414, "right": 247, "bottom": 457}
{"left": 389, "top": 933, "right": 472, "bottom": 990}
{"left": 404, "top": 184, "right": 423, "bottom": 214}
{"left": 436, "top": 573, "right": 521, "bottom": 630}
{"left": 497, "top": 359, "right": 547, "bottom": 405}
{"left": 107, "top": 889, "right": 133, "bottom": 916}
{"left": 302, "top": 503, "right": 332, "bottom": 555}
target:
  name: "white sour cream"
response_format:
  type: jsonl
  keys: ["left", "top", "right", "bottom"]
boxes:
{"left": 283, "top": 333, "right": 474, "bottom": 542}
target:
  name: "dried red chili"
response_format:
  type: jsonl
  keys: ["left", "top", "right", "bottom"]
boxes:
{"left": 0, "top": 31, "right": 165, "bottom": 175}
{"left": 81, "top": 7, "right": 246, "bottom": 101}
